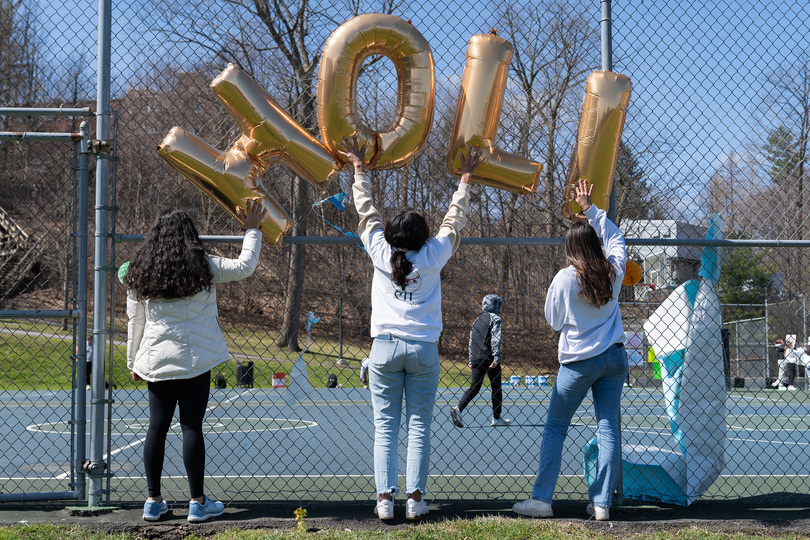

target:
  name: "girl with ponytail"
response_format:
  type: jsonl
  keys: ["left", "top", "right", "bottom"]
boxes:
{"left": 513, "top": 178, "right": 628, "bottom": 522}
{"left": 341, "top": 135, "right": 483, "bottom": 521}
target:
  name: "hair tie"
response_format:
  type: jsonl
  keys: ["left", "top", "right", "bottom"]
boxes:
{"left": 394, "top": 246, "right": 408, "bottom": 253}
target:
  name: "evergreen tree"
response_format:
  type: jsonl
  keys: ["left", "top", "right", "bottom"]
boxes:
{"left": 718, "top": 233, "right": 776, "bottom": 321}
{"left": 762, "top": 125, "right": 799, "bottom": 185}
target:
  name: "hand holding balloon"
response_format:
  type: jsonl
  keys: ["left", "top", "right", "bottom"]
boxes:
{"left": 459, "top": 145, "right": 485, "bottom": 185}
{"left": 574, "top": 178, "right": 593, "bottom": 212}
{"left": 237, "top": 198, "right": 269, "bottom": 230}
{"left": 339, "top": 135, "right": 367, "bottom": 174}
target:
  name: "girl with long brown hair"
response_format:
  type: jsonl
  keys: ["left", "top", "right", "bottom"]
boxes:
{"left": 513, "top": 178, "right": 628, "bottom": 521}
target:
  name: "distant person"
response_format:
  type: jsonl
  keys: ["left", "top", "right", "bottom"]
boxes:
{"left": 85, "top": 335, "right": 93, "bottom": 390}
{"left": 125, "top": 200, "right": 266, "bottom": 523}
{"left": 770, "top": 338, "right": 785, "bottom": 389}
{"left": 340, "top": 135, "right": 483, "bottom": 521}
{"left": 513, "top": 179, "right": 627, "bottom": 522}
{"left": 360, "top": 357, "right": 370, "bottom": 388}
{"left": 782, "top": 335, "right": 799, "bottom": 391}
{"left": 451, "top": 294, "right": 510, "bottom": 427}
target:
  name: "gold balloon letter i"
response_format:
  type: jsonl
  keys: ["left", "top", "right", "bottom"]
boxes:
{"left": 562, "top": 70, "right": 632, "bottom": 221}
{"left": 158, "top": 64, "right": 341, "bottom": 246}
{"left": 447, "top": 32, "right": 542, "bottom": 194}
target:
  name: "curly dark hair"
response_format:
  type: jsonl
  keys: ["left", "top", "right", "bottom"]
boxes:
{"left": 564, "top": 220, "right": 615, "bottom": 307}
{"left": 125, "top": 209, "right": 213, "bottom": 300}
{"left": 383, "top": 208, "right": 430, "bottom": 289}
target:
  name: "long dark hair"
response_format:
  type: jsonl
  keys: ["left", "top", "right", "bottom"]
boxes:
{"left": 383, "top": 208, "right": 430, "bottom": 289}
{"left": 564, "top": 220, "right": 615, "bottom": 307}
{"left": 125, "top": 209, "right": 213, "bottom": 300}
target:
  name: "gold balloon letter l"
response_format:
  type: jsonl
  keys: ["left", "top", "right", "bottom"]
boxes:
{"left": 447, "top": 33, "right": 543, "bottom": 194}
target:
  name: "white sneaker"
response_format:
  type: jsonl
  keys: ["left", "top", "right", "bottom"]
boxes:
{"left": 787, "top": 385, "right": 798, "bottom": 391}
{"left": 374, "top": 497, "right": 394, "bottom": 520}
{"left": 586, "top": 502, "right": 610, "bottom": 521}
{"left": 491, "top": 417, "right": 511, "bottom": 426}
{"left": 406, "top": 497, "right": 428, "bottom": 520}
{"left": 450, "top": 406, "right": 464, "bottom": 427}
{"left": 512, "top": 498, "right": 552, "bottom": 517}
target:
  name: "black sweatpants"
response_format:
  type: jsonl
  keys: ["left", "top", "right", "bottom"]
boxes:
{"left": 457, "top": 363, "right": 503, "bottom": 420}
{"left": 144, "top": 371, "right": 210, "bottom": 499}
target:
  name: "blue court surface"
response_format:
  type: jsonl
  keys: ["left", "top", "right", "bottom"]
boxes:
{"left": 1, "top": 386, "right": 809, "bottom": 502}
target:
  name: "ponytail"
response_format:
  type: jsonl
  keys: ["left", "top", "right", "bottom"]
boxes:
{"left": 384, "top": 209, "right": 430, "bottom": 289}
{"left": 390, "top": 249, "right": 413, "bottom": 289}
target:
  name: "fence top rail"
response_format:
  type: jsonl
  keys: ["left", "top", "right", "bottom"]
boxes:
{"left": 0, "top": 132, "right": 85, "bottom": 142}
{"left": 114, "top": 234, "right": 810, "bottom": 248}
{"left": 0, "top": 107, "right": 94, "bottom": 117}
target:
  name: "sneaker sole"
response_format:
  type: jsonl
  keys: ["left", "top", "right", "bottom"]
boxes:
{"left": 187, "top": 509, "right": 224, "bottom": 523}
{"left": 142, "top": 515, "right": 165, "bottom": 522}
{"left": 406, "top": 509, "right": 428, "bottom": 520}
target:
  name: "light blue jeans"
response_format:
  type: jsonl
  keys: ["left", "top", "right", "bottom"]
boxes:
{"left": 368, "top": 334, "right": 440, "bottom": 496}
{"left": 531, "top": 343, "right": 628, "bottom": 507}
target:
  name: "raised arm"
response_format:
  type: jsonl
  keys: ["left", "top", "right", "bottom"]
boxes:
{"left": 438, "top": 145, "right": 483, "bottom": 249}
{"left": 341, "top": 135, "right": 383, "bottom": 246}
{"left": 211, "top": 198, "right": 265, "bottom": 284}
{"left": 576, "top": 178, "right": 626, "bottom": 275}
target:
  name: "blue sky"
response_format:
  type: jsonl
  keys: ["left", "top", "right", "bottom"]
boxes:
{"left": 41, "top": 0, "right": 810, "bottom": 226}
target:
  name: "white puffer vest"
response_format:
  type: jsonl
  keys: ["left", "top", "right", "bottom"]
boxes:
{"left": 126, "top": 230, "right": 261, "bottom": 382}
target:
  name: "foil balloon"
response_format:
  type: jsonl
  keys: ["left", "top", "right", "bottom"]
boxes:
{"left": 623, "top": 259, "right": 643, "bottom": 286}
{"left": 562, "top": 70, "right": 633, "bottom": 221}
{"left": 317, "top": 13, "right": 435, "bottom": 169}
{"left": 212, "top": 63, "right": 339, "bottom": 190}
{"left": 158, "top": 127, "right": 292, "bottom": 246}
{"left": 447, "top": 32, "right": 542, "bottom": 194}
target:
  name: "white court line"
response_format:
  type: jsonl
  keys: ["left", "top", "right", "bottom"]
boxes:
{"left": 54, "top": 388, "right": 255, "bottom": 480}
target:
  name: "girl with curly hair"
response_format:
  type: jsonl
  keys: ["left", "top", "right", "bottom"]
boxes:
{"left": 125, "top": 200, "right": 266, "bottom": 523}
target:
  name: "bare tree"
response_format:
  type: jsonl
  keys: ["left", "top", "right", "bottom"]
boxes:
{"left": 149, "top": 0, "right": 405, "bottom": 350}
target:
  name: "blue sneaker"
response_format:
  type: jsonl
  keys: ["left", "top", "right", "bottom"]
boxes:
{"left": 142, "top": 499, "right": 168, "bottom": 521}
{"left": 188, "top": 495, "right": 225, "bottom": 523}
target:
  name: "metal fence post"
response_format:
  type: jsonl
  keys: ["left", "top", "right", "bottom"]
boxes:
{"left": 87, "top": 0, "right": 113, "bottom": 508}
{"left": 74, "top": 121, "right": 90, "bottom": 501}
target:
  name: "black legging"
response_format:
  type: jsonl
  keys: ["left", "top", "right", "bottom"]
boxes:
{"left": 144, "top": 371, "right": 211, "bottom": 499}
{"left": 457, "top": 363, "right": 503, "bottom": 419}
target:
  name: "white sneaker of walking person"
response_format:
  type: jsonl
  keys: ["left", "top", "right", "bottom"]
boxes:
{"left": 586, "top": 502, "right": 610, "bottom": 521}
{"left": 787, "top": 385, "right": 798, "bottom": 391}
{"left": 406, "top": 497, "right": 429, "bottom": 520}
{"left": 450, "top": 406, "right": 464, "bottom": 427}
{"left": 491, "top": 416, "right": 510, "bottom": 427}
{"left": 374, "top": 496, "right": 394, "bottom": 520}
{"left": 512, "top": 498, "right": 553, "bottom": 517}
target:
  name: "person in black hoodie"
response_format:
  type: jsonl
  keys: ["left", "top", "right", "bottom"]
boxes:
{"left": 451, "top": 294, "right": 510, "bottom": 427}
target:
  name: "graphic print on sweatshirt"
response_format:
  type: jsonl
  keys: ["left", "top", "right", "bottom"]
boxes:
{"left": 392, "top": 270, "right": 423, "bottom": 304}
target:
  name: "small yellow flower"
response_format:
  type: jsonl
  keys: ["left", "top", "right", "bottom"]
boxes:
{"left": 294, "top": 507, "right": 307, "bottom": 533}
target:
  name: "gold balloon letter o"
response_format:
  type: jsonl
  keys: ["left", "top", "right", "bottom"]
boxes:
{"left": 317, "top": 13, "right": 435, "bottom": 169}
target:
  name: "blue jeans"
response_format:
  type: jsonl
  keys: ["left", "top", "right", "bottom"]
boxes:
{"left": 531, "top": 343, "right": 628, "bottom": 507}
{"left": 369, "top": 334, "right": 440, "bottom": 495}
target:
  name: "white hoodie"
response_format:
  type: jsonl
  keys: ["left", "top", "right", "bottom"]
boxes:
{"left": 544, "top": 205, "right": 626, "bottom": 364}
{"left": 352, "top": 172, "right": 470, "bottom": 342}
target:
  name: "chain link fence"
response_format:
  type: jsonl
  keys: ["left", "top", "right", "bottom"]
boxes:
{"left": 1, "top": 0, "right": 810, "bottom": 507}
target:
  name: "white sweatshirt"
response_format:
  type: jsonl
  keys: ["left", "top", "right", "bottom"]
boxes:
{"left": 544, "top": 205, "right": 626, "bottom": 364}
{"left": 352, "top": 172, "right": 470, "bottom": 342}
